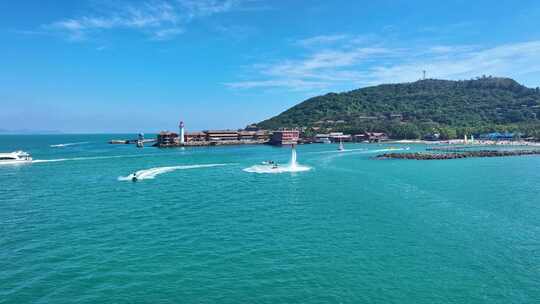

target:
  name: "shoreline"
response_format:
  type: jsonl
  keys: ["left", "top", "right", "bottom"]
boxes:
{"left": 378, "top": 150, "right": 540, "bottom": 160}
{"left": 387, "top": 139, "right": 540, "bottom": 147}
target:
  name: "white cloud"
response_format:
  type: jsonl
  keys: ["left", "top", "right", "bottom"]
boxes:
{"left": 295, "top": 33, "right": 380, "bottom": 50}
{"left": 426, "top": 45, "right": 477, "bottom": 54}
{"left": 263, "top": 48, "right": 393, "bottom": 77}
{"left": 368, "top": 41, "right": 540, "bottom": 85}
{"left": 227, "top": 38, "right": 540, "bottom": 91}
{"left": 151, "top": 27, "right": 185, "bottom": 40}
{"left": 225, "top": 79, "right": 330, "bottom": 90}
{"left": 296, "top": 34, "right": 349, "bottom": 47}
{"left": 179, "top": 0, "right": 240, "bottom": 18}
{"left": 43, "top": 0, "right": 246, "bottom": 41}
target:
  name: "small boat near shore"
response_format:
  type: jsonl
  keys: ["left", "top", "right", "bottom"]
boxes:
{"left": 0, "top": 151, "right": 32, "bottom": 164}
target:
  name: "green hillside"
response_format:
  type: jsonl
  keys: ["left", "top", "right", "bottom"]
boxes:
{"left": 256, "top": 77, "right": 540, "bottom": 139}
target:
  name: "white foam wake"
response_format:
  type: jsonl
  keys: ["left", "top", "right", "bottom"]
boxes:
{"left": 32, "top": 153, "right": 179, "bottom": 164}
{"left": 33, "top": 155, "right": 124, "bottom": 163}
{"left": 244, "top": 145, "right": 311, "bottom": 174}
{"left": 32, "top": 159, "right": 69, "bottom": 163}
{"left": 0, "top": 160, "right": 32, "bottom": 166}
{"left": 243, "top": 163, "right": 311, "bottom": 174}
{"left": 50, "top": 142, "right": 89, "bottom": 148}
{"left": 118, "top": 164, "right": 230, "bottom": 181}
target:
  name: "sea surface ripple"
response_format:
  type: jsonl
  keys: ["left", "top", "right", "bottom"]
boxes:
{"left": 1, "top": 134, "right": 539, "bottom": 303}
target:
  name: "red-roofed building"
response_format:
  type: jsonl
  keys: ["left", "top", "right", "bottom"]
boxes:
{"left": 270, "top": 130, "right": 299, "bottom": 146}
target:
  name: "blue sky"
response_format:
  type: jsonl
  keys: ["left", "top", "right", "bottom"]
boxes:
{"left": 2, "top": 0, "right": 540, "bottom": 133}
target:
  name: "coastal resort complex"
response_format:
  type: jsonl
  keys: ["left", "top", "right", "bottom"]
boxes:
{"left": 313, "top": 132, "right": 389, "bottom": 143}
{"left": 156, "top": 131, "right": 179, "bottom": 147}
{"left": 152, "top": 122, "right": 393, "bottom": 148}
{"left": 269, "top": 130, "right": 300, "bottom": 146}
{"left": 155, "top": 121, "right": 272, "bottom": 147}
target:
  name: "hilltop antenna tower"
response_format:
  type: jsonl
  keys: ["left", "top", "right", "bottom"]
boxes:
{"left": 422, "top": 70, "right": 426, "bottom": 80}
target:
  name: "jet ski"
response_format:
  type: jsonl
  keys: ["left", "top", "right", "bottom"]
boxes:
{"left": 131, "top": 173, "right": 138, "bottom": 182}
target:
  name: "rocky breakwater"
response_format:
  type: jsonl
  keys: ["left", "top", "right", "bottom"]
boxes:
{"left": 377, "top": 150, "right": 540, "bottom": 160}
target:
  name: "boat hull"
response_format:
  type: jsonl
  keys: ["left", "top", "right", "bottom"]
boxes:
{"left": 0, "top": 159, "right": 32, "bottom": 165}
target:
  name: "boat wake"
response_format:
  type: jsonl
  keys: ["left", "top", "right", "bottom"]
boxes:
{"left": 31, "top": 153, "right": 181, "bottom": 164}
{"left": 50, "top": 142, "right": 89, "bottom": 148}
{"left": 243, "top": 163, "right": 311, "bottom": 174}
{"left": 118, "top": 164, "right": 230, "bottom": 181}
{"left": 32, "top": 155, "right": 126, "bottom": 163}
{"left": 32, "top": 159, "right": 69, "bottom": 163}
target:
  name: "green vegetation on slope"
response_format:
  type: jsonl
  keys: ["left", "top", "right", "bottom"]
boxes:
{"left": 256, "top": 77, "right": 540, "bottom": 140}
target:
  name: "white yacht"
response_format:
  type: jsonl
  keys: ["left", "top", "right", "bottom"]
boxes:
{"left": 0, "top": 151, "right": 32, "bottom": 164}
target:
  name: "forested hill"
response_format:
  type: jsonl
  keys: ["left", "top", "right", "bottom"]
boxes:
{"left": 256, "top": 77, "right": 540, "bottom": 139}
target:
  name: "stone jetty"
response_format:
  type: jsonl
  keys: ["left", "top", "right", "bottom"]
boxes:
{"left": 377, "top": 150, "right": 540, "bottom": 160}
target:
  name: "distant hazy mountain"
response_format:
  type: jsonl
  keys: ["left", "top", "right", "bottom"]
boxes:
{"left": 256, "top": 77, "right": 540, "bottom": 139}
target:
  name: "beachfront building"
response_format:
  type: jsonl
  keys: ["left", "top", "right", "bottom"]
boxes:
{"left": 238, "top": 131, "right": 257, "bottom": 141}
{"left": 367, "top": 132, "right": 388, "bottom": 142}
{"left": 354, "top": 132, "right": 388, "bottom": 142}
{"left": 205, "top": 130, "right": 239, "bottom": 141}
{"left": 255, "top": 130, "right": 271, "bottom": 141}
{"left": 353, "top": 134, "right": 371, "bottom": 142}
{"left": 315, "top": 134, "right": 331, "bottom": 143}
{"left": 479, "top": 132, "right": 519, "bottom": 141}
{"left": 270, "top": 130, "right": 299, "bottom": 146}
{"left": 185, "top": 132, "right": 206, "bottom": 142}
{"left": 329, "top": 132, "right": 352, "bottom": 142}
{"left": 157, "top": 131, "right": 179, "bottom": 146}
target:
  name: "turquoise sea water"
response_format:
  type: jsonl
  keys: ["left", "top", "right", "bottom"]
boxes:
{"left": 1, "top": 135, "right": 539, "bottom": 303}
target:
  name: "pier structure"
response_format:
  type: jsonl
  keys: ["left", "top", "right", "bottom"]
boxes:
{"left": 109, "top": 138, "right": 155, "bottom": 145}
{"left": 153, "top": 129, "right": 271, "bottom": 147}
{"left": 136, "top": 133, "right": 145, "bottom": 148}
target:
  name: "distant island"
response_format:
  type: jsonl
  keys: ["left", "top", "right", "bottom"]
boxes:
{"left": 256, "top": 76, "right": 540, "bottom": 141}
